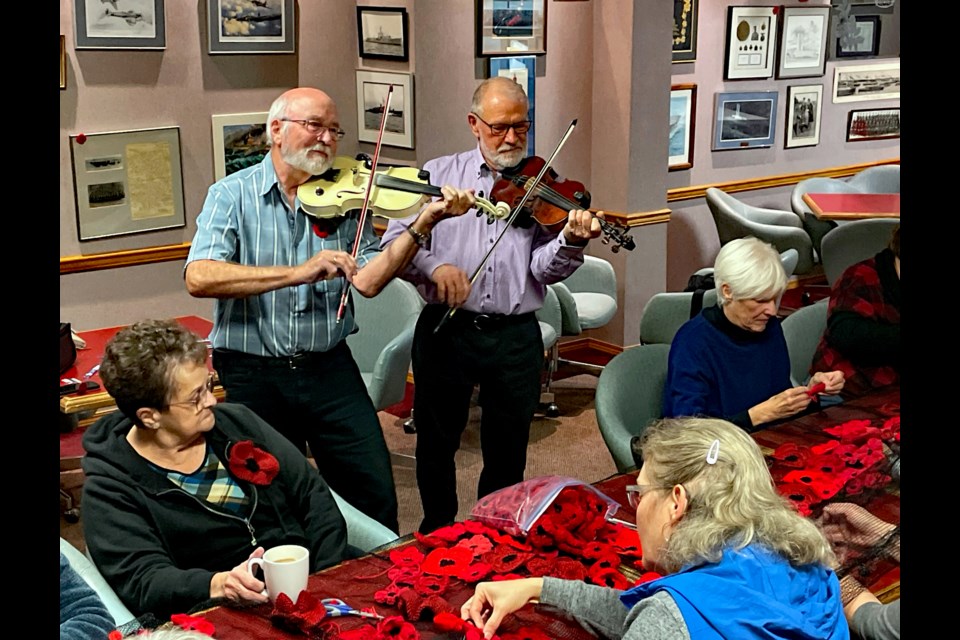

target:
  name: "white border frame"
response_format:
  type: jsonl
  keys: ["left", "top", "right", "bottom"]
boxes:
{"left": 207, "top": 0, "right": 295, "bottom": 54}
{"left": 712, "top": 90, "right": 778, "bottom": 151}
{"left": 724, "top": 6, "right": 778, "bottom": 80}
{"left": 832, "top": 61, "right": 900, "bottom": 103}
{"left": 74, "top": 0, "right": 166, "bottom": 50}
{"left": 785, "top": 84, "right": 823, "bottom": 149}
{"left": 776, "top": 6, "right": 830, "bottom": 79}
{"left": 211, "top": 112, "right": 270, "bottom": 181}
{"left": 355, "top": 70, "right": 415, "bottom": 149}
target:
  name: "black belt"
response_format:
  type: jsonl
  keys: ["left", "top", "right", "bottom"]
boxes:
{"left": 448, "top": 308, "right": 536, "bottom": 331}
{"left": 213, "top": 347, "right": 337, "bottom": 369}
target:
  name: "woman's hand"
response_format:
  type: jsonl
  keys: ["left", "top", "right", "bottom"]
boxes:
{"left": 749, "top": 386, "right": 813, "bottom": 425}
{"left": 810, "top": 370, "right": 845, "bottom": 395}
{"left": 461, "top": 578, "right": 544, "bottom": 639}
{"left": 209, "top": 547, "right": 269, "bottom": 606}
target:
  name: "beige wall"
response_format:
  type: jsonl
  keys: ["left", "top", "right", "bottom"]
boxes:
{"left": 60, "top": 0, "right": 898, "bottom": 347}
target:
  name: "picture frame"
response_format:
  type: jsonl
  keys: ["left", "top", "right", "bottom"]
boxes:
{"left": 846, "top": 108, "right": 900, "bottom": 142}
{"left": 69, "top": 126, "right": 186, "bottom": 242}
{"left": 776, "top": 5, "right": 829, "bottom": 79}
{"left": 356, "top": 70, "right": 415, "bottom": 149}
{"left": 356, "top": 6, "right": 409, "bottom": 62}
{"left": 60, "top": 35, "right": 67, "bottom": 90}
{"left": 211, "top": 112, "right": 270, "bottom": 181}
{"left": 712, "top": 91, "right": 778, "bottom": 151}
{"left": 207, "top": 0, "right": 294, "bottom": 54}
{"left": 784, "top": 84, "right": 823, "bottom": 149}
{"left": 724, "top": 6, "right": 777, "bottom": 80}
{"left": 836, "top": 15, "right": 881, "bottom": 58}
{"left": 668, "top": 84, "right": 696, "bottom": 171}
{"left": 489, "top": 56, "right": 536, "bottom": 156}
{"left": 672, "top": 0, "right": 698, "bottom": 63}
{"left": 476, "top": 0, "right": 547, "bottom": 57}
{"left": 832, "top": 61, "right": 900, "bottom": 103}
{"left": 74, "top": 0, "right": 166, "bottom": 50}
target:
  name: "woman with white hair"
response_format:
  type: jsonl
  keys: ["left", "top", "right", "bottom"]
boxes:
{"left": 663, "top": 237, "right": 843, "bottom": 431}
{"left": 461, "top": 418, "right": 848, "bottom": 639}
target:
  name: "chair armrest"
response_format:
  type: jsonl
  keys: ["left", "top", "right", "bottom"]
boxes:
{"left": 747, "top": 206, "right": 804, "bottom": 228}
{"left": 536, "top": 285, "right": 562, "bottom": 336}
{"left": 329, "top": 490, "right": 398, "bottom": 552}
{"left": 368, "top": 324, "right": 415, "bottom": 411}
{"left": 550, "top": 283, "right": 581, "bottom": 336}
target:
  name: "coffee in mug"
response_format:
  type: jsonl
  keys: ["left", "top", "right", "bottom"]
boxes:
{"left": 247, "top": 544, "right": 310, "bottom": 603}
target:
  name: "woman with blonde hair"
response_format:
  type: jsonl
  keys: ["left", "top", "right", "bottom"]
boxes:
{"left": 461, "top": 417, "right": 847, "bottom": 639}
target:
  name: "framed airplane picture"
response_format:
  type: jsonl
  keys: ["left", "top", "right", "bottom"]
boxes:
{"left": 74, "top": 0, "right": 166, "bottom": 49}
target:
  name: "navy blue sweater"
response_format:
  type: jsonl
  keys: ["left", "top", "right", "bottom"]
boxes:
{"left": 663, "top": 305, "right": 792, "bottom": 431}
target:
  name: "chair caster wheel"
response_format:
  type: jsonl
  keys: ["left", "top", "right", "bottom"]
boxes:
{"left": 402, "top": 417, "right": 416, "bottom": 434}
{"left": 63, "top": 509, "right": 80, "bottom": 524}
{"left": 545, "top": 403, "right": 560, "bottom": 418}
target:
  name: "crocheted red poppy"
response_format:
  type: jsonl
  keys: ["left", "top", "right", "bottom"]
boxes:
{"left": 456, "top": 534, "right": 494, "bottom": 559}
{"left": 851, "top": 438, "right": 887, "bottom": 468}
{"left": 413, "top": 531, "right": 451, "bottom": 549}
{"left": 269, "top": 590, "right": 327, "bottom": 637}
{"left": 581, "top": 541, "right": 616, "bottom": 560}
{"left": 170, "top": 613, "right": 215, "bottom": 636}
{"left": 633, "top": 570, "right": 663, "bottom": 585}
{"left": 776, "top": 481, "right": 820, "bottom": 516}
{"left": 414, "top": 574, "right": 450, "bottom": 597}
{"left": 397, "top": 588, "right": 453, "bottom": 622}
{"left": 490, "top": 531, "right": 534, "bottom": 551}
{"left": 388, "top": 565, "right": 422, "bottom": 588}
{"left": 482, "top": 545, "right": 532, "bottom": 573}
{"left": 457, "top": 562, "right": 492, "bottom": 583}
{"left": 390, "top": 546, "right": 426, "bottom": 568}
{"left": 860, "top": 470, "right": 891, "bottom": 490}
{"left": 587, "top": 565, "right": 630, "bottom": 589}
{"left": 880, "top": 416, "right": 900, "bottom": 441}
{"left": 590, "top": 553, "right": 622, "bottom": 571}
{"left": 823, "top": 419, "right": 880, "bottom": 444}
{"left": 771, "top": 442, "right": 812, "bottom": 468}
{"left": 378, "top": 615, "right": 420, "bottom": 640}
{"left": 601, "top": 523, "right": 643, "bottom": 557}
{"left": 501, "top": 627, "right": 553, "bottom": 640}
{"left": 463, "top": 519, "right": 500, "bottom": 537}
{"left": 427, "top": 522, "right": 468, "bottom": 542}
{"left": 422, "top": 546, "right": 474, "bottom": 576}
{"left": 227, "top": 440, "right": 279, "bottom": 485}
{"left": 375, "top": 582, "right": 404, "bottom": 606}
{"left": 433, "top": 613, "right": 490, "bottom": 640}
{"left": 526, "top": 556, "right": 586, "bottom": 580}
{"left": 781, "top": 469, "right": 845, "bottom": 502}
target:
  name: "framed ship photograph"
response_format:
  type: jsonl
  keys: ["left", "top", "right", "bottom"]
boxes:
{"left": 477, "top": 0, "right": 547, "bottom": 57}
{"left": 357, "top": 6, "right": 409, "bottom": 62}
{"left": 724, "top": 6, "right": 777, "bottom": 80}
{"left": 207, "top": 0, "right": 294, "bottom": 54}
{"left": 712, "top": 91, "right": 778, "bottom": 151}
{"left": 669, "top": 84, "right": 697, "bottom": 170}
{"left": 356, "top": 70, "right": 415, "bottom": 149}
{"left": 69, "top": 126, "right": 186, "bottom": 241}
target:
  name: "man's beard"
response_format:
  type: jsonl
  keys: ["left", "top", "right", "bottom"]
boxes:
{"left": 282, "top": 143, "right": 334, "bottom": 176}
{"left": 481, "top": 139, "right": 525, "bottom": 172}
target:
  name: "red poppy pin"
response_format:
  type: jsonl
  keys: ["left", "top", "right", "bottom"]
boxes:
{"left": 228, "top": 440, "right": 280, "bottom": 485}
{"left": 170, "top": 613, "right": 216, "bottom": 636}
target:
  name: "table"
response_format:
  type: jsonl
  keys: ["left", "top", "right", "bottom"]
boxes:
{"left": 60, "top": 315, "right": 217, "bottom": 418}
{"left": 198, "top": 387, "right": 900, "bottom": 638}
{"left": 802, "top": 193, "right": 901, "bottom": 221}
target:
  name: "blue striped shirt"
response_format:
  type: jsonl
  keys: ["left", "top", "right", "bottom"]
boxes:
{"left": 186, "top": 155, "right": 380, "bottom": 356}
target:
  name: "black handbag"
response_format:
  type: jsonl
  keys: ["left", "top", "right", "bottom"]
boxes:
{"left": 60, "top": 322, "right": 77, "bottom": 375}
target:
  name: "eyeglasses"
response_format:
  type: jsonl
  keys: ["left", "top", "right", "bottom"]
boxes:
{"left": 167, "top": 373, "right": 215, "bottom": 413}
{"left": 471, "top": 113, "right": 531, "bottom": 137}
{"left": 625, "top": 484, "right": 664, "bottom": 510}
{"left": 281, "top": 118, "right": 346, "bottom": 140}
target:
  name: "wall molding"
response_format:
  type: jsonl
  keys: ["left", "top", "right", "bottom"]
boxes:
{"left": 59, "top": 158, "right": 898, "bottom": 274}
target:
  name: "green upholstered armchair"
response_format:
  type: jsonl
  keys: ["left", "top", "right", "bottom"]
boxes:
{"left": 780, "top": 299, "right": 829, "bottom": 387}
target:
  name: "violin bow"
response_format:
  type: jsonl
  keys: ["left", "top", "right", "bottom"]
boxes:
{"left": 433, "top": 119, "right": 578, "bottom": 334}
{"left": 335, "top": 84, "right": 394, "bottom": 324}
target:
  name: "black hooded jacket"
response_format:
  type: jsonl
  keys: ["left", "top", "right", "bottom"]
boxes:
{"left": 81, "top": 403, "right": 347, "bottom": 618}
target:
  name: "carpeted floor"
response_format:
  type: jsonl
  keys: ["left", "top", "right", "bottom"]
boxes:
{"left": 60, "top": 371, "right": 618, "bottom": 549}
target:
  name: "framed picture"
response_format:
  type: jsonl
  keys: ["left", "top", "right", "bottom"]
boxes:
{"left": 60, "top": 35, "right": 67, "bottom": 90}
{"left": 836, "top": 15, "right": 881, "bottom": 58}
{"left": 74, "top": 0, "right": 166, "bottom": 50}
{"left": 846, "top": 108, "right": 900, "bottom": 142}
{"left": 668, "top": 84, "right": 696, "bottom": 171}
{"left": 357, "top": 6, "right": 409, "bottom": 62}
{"left": 489, "top": 56, "right": 536, "bottom": 156}
{"left": 356, "top": 70, "right": 415, "bottom": 149}
{"left": 784, "top": 84, "right": 823, "bottom": 149}
{"left": 211, "top": 112, "right": 270, "bottom": 181}
{"left": 68, "top": 127, "right": 186, "bottom": 241}
{"left": 672, "top": 0, "right": 698, "bottom": 63}
{"left": 833, "top": 61, "right": 900, "bottom": 103}
{"left": 712, "top": 91, "right": 778, "bottom": 151}
{"left": 476, "top": 0, "right": 547, "bottom": 57}
{"left": 776, "top": 6, "right": 829, "bottom": 79}
{"left": 207, "top": 0, "right": 294, "bottom": 54}
{"left": 724, "top": 6, "right": 777, "bottom": 80}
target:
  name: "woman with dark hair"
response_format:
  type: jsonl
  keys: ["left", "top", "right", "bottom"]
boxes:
{"left": 461, "top": 417, "right": 848, "bottom": 639}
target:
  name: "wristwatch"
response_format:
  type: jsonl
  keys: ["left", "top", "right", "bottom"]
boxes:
{"left": 406, "top": 226, "right": 430, "bottom": 248}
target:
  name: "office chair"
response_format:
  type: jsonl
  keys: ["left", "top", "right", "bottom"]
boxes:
{"left": 820, "top": 218, "right": 900, "bottom": 286}
{"left": 553, "top": 255, "right": 618, "bottom": 370}
{"left": 847, "top": 165, "right": 900, "bottom": 194}
{"left": 791, "top": 177, "right": 861, "bottom": 258}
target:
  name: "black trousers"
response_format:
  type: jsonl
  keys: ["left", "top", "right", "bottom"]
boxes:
{"left": 412, "top": 304, "right": 543, "bottom": 533}
{"left": 213, "top": 342, "right": 399, "bottom": 533}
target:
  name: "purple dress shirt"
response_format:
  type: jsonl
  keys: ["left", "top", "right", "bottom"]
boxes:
{"left": 380, "top": 146, "right": 585, "bottom": 314}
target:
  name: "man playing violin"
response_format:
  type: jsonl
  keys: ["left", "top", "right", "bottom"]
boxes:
{"left": 381, "top": 77, "right": 603, "bottom": 534}
{"left": 185, "top": 87, "right": 476, "bottom": 533}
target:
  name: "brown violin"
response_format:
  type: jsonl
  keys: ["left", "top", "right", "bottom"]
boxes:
{"left": 493, "top": 156, "right": 635, "bottom": 252}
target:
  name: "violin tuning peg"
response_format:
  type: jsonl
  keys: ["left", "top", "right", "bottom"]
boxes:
{"left": 611, "top": 245, "right": 621, "bottom": 254}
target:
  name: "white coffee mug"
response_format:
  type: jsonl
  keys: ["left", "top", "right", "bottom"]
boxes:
{"left": 246, "top": 544, "right": 310, "bottom": 603}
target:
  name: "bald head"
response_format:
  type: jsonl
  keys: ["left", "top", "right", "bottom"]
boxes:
{"left": 471, "top": 76, "right": 529, "bottom": 119}
{"left": 268, "top": 87, "right": 338, "bottom": 134}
